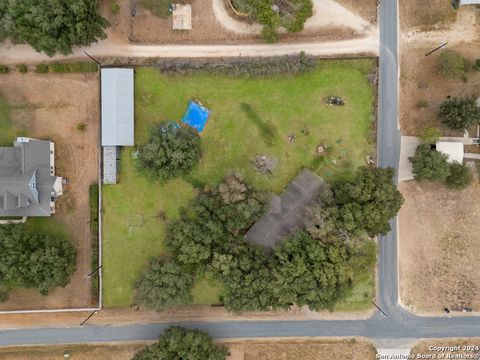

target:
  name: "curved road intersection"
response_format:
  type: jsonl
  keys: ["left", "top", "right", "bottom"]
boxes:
{"left": 1, "top": 0, "right": 478, "bottom": 350}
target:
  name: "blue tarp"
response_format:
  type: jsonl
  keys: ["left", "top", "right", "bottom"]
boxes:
{"left": 181, "top": 101, "right": 211, "bottom": 133}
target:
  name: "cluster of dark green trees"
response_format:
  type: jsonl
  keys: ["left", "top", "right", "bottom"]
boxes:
{"left": 135, "top": 168, "right": 403, "bottom": 312}
{"left": 439, "top": 96, "right": 480, "bottom": 132}
{"left": 0, "top": 225, "right": 76, "bottom": 301}
{"left": 231, "top": 0, "right": 313, "bottom": 42}
{"left": 136, "top": 123, "right": 202, "bottom": 182}
{"left": 0, "top": 0, "right": 108, "bottom": 56}
{"left": 409, "top": 144, "right": 472, "bottom": 190}
{"left": 132, "top": 326, "right": 228, "bottom": 360}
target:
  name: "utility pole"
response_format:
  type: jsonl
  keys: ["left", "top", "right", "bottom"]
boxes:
{"left": 80, "top": 310, "right": 98, "bottom": 326}
{"left": 425, "top": 42, "right": 448, "bottom": 57}
{"left": 372, "top": 301, "right": 388, "bottom": 318}
{"left": 84, "top": 51, "right": 101, "bottom": 65}
{"left": 84, "top": 265, "right": 102, "bottom": 280}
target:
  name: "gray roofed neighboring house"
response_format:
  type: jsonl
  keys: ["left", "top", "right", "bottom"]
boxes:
{"left": 245, "top": 169, "right": 325, "bottom": 248}
{"left": 101, "top": 68, "right": 134, "bottom": 146}
{"left": 0, "top": 137, "right": 63, "bottom": 217}
{"left": 459, "top": 0, "right": 480, "bottom": 5}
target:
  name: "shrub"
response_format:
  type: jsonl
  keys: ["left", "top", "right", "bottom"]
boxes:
{"left": 67, "top": 62, "right": 97, "bottom": 72}
{"left": 48, "top": 62, "right": 97, "bottom": 73}
{"left": 416, "top": 100, "right": 429, "bottom": 109}
{"left": 472, "top": 58, "right": 480, "bottom": 71}
{"left": 110, "top": 3, "right": 120, "bottom": 14}
{"left": 439, "top": 96, "right": 480, "bottom": 131}
{"left": 35, "top": 64, "right": 49, "bottom": 73}
{"left": 89, "top": 184, "right": 100, "bottom": 299}
{"left": 231, "top": 0, "right": 313, "bottom": 42}
{"left": 418, "top": 127, "right": 441, "bottom": 145}
{"left": 76, "top": 122, "right": 87, "bottom": 131}
{"left": 409, "top": 144, "right": 451, "bottom": 182}
{"left": 140, "top": 0, "right": 172, "bottom": 18}
{"left": 0, "top": 288, "right": 8, "bottom": 303}
{"left": 136, "top": 122, "right": 201, "bottom": 181}
{"left": 16, "top": 64, "right": 28, "bottom": 73}
{"left": 446, "top": 162, "right": 472, "bottom": 189}
{"left": 438, "top": 50, "right": 467, "bottom": 78}
{"left": 49, "top": 63, "right": 70, "bottom": 73}
{"left": 0, "top": 65, "right": 9, "bottom": 73}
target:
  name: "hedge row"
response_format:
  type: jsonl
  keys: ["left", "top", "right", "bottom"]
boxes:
{"left": 89, "top": 183, "right": 100, "bottom": 300}
{"left": 152, "top": 52, "right": 315, "bottom": 77}
{"left": 36, "top": 62, "right": 98, "bottom": 73}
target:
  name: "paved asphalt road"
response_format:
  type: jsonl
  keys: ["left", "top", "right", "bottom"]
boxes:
{"left": 1, "top": 0, "right": 479, "bottom": 349}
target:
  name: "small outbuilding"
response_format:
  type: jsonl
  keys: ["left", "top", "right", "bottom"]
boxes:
{"left": 101, "top": 68, "right": 134, "bottom": 147}
{"left": 459, "top": 0, "right": 480, "bottom": 5}
{"left": 101, "top": 68, "right": 134, "bottom": 184}
{"left": 436, "top": 141, "right": 464, "bottom": 164}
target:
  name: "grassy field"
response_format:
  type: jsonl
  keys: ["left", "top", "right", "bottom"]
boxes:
{"left": 102, "top": 59, "right": 376, "bottom": 308}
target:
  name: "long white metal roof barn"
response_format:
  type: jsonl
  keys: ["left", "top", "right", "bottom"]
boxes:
{"left": 101, "top": 68, "right": 134, "bottom": 146}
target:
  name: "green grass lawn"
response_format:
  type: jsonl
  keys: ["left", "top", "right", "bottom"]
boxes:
{"left": 103, "top": 59, "right": 376, "bottom": 308}
{"left": 0, "top": 92, "right": 27, "bottom": 146}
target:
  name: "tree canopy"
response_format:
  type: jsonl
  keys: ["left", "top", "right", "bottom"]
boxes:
{"left": 1, "top": 0, "right": 109, "bottom": 56}
{"left": 135, "top": 259, "right": 193, "bottom": 312}
{"left": 231, "top": 0, "right": 313, "bottom": 42}
{"left": 137, "top": 123, "right": 202, "bottom": 181}
{"left": 166, "top": 172, "right": 266, "bottom": 271}
{"left": 329, "top": 167, "right": 404, "bottom": 236}
{"left": 272, "top": 231, "right": 352, "bottom": 310}
{"left": 132, "top": 326, "right": 228, "bottom": 360}
{"left": 0, "top": 225, "right": 76, "bottom": 295}
{"left": 439, "top": 97, "right": 480, "bottom": 131}
{"left": 409, "top": 144, "right": 451, "bottom": 182}
{"left": 137, "top": 169, "right": 384, "bottom": 313}
{"left": 445, "top": 162, "right": 472, "bottom": 190}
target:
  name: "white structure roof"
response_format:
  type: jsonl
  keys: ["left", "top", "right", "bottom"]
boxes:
{"left": 460, "top": 0, "right": 480, "bottom": 5}
{"left": 101, "top": 68, "right": 134, "bottom": 146}
{"left": 172, "top": 4, "right": 192, "bottom": 30}
{"left": 436, "top": 141, "right": 464, "bottom": 164}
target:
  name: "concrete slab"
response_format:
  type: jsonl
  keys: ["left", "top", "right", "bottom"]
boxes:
{"left": 399, "top": 136, "right": 419, "bottom": 182}
{"left": 172, "top": 4, "right": 192, "bottom": 30}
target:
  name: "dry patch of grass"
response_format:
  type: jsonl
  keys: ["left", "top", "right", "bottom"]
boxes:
{"left": 0, "top": 343, "right": 151, "bottom": 360}
{"left": 226, "top": 338, "right": 377, "bottom": 360}
{"left": 0, "top": 339, "right": 377, "bottom": 360}
{"left": 400, "top": 0, "right": 457, "bottom": 30}
{"left": 399, "top": 181, "right": 480, "bottom": 314}
{"left": 335, "top": 0, "right": 377, "bottom": 23}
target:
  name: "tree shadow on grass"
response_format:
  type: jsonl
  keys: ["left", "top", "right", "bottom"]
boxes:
{"left": 240, "top": 103, "right": 279, "bottom": 147}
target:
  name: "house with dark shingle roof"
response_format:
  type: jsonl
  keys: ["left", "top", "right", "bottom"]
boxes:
{"left": 0, "top": 137, "right": 63, "bottom": 217}
{"left": 245, "top": 169, "right": 325, "bottom": 248}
